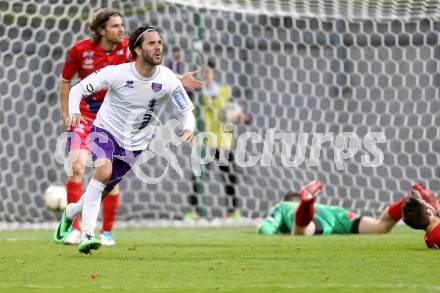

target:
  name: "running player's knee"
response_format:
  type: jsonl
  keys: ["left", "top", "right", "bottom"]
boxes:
{"left": 70, "top": 160, "right": 86, "bottom": 178}
{"left": 95, "top": 165, "right": 113, "bottom": 183}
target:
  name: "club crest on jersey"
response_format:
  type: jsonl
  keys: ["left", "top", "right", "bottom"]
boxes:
{"left": 83, "top": 51, "right": 93, "bottom": 57}
{"left": 124, "top": 80, "right": 135, "bottom": 88}
{"left": 151, "top": 83, "right": 162, "bottom": 92}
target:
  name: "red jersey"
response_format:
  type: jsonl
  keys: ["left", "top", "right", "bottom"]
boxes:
{"left": 425, "top": 223, "right": 440, "bottom": 249}
{"left": 61, "top": 37, "right": 130, "bottom": 120}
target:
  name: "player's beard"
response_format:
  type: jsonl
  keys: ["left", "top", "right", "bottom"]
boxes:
{"left": 141, "top": 50, "right": 162, "bottom": 66}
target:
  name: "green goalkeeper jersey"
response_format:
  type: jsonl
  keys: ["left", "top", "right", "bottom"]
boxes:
{"left": 257, "top": 201, "right": 358, "bottom": 235}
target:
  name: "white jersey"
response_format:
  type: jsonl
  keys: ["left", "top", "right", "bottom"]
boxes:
{"left": 72, "top": 63, "right": 194, "bottom": 150}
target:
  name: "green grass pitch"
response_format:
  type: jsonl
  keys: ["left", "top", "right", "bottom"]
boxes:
{"left": 0, "top": 226, "right": 437, "bottom": 292}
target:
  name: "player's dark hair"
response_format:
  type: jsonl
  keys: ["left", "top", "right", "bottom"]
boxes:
{"left": 128, "top": 25, "right": 158, "bottom": 59}
{"left": 402, "top": 193, "right": 430, "bottom": 230}
{"left": 283, "top": 192, "right": 301, "bottom": 202}
{"left": 88, "top": 8, "right": 122, "bottom": 43}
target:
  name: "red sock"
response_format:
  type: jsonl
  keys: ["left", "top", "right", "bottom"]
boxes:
{"left": 295, "top": 198, "right": 315, "bottom": 227}
{"left": 101, "top": 194, "right": 120, "bottom": 233}
{"left": 66, "top": 180, "right": 83, "bottom": 231}
{"left": 387, "top": 194, "right": 408, "bottom": 221}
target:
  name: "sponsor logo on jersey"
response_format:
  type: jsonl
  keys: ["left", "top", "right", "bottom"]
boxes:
{"left": 172, "top": 87, "right": 188, "bottom": 110}
{"left": 124, "top": 80, "right": 135, "bottom": 89}
{"left": 83, "top": 51, "right": 93, "bottom": 57}
{"left": 83, "top": 58, "right": 93, "bottom": 65}
{"left": 116, "top": 49, "right": 124, "bottom": 55}
{"left": 83, "top": 58, "right": 94, "bottom": 69}
{"left": 151, "top": 82, "right": 162, "bottom": 92}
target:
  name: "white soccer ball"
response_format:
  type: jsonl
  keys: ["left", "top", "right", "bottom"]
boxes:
{"left": 44, "top": 185, "right": 67, "bottom": 211}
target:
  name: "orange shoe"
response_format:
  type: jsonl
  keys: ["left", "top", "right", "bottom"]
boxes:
{"left": 300, "top": 180, "right": 323, "bottom": 202}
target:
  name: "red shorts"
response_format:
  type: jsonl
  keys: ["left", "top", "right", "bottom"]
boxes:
{"left": 67, "top": 120, "right": 92, "bottom": 151}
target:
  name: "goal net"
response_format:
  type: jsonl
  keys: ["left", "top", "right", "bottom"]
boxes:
{"left": 1, "top": 0, "right": 439, "bottom": 225}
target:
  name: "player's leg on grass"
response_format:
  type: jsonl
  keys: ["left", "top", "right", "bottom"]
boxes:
{"left": 64, "top": 150, "right": 88, "bottom": 244}
{"left": 358, "top": 194, "right": 408, "bottom": 234}
{"left": 78, "top": 157, "right": 112, "bottom": 254}
{"left": 293, "top": 180, "right": 322, "bottom": 236}
{"left": 54, "top": 176, "right": 113, "bottom": 247}
{"left": 63, "top": 127, "right": 90, "bottom": 244}
{"left": 53, "top": 132, "right": 87, "bottom": 244}
{"left": 79, "top": 127, "right": 142, "bottom": 253}
{"left": 100, "top": 184, "right": 120, "bottom": 246}
{"left": 63, "top": 121, "right": 121, "bottom": 246}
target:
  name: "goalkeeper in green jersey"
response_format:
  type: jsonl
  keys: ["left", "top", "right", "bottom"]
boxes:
{"left": 257, "top": 180, "right": 435, "bottom": 236}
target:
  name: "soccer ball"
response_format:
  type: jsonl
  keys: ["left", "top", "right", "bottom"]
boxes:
{"left": 43, "top": 185, "right": 67, "bottom": 211}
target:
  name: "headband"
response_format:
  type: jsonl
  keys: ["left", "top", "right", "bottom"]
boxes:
{"left": 134, "top": 28, "right": 157, "bottom": 47}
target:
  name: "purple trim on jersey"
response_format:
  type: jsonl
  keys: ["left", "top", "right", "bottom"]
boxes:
{"left": 88, "top": 125, "right": 142, "bottom": 192}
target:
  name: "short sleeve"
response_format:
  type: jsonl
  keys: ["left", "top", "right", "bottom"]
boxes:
{"left": 78, "top": 65, "right": 117, "bottom": 96}
{"left": 61, "top": 45, "right": 81, "bottom": 81}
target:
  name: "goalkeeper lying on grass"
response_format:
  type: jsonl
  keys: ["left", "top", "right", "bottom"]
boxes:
{"left": 257, "top": 180, "right": 439, "bottom": 236}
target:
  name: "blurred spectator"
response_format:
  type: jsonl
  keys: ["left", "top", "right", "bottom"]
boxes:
{"left": 165, "top": 47, "right": 185, "bottom": 74}
{"left": 188, "top": 58, "right": 251, "bottom": 220}
{"left": 165, "top": 47, "right": 194, "bottom": 100}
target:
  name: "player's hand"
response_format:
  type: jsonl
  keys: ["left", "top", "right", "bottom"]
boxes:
{"left": 181, "top": 71, "right": 204, "bottom": 91}
{"left": 67, "top": 114, "right": 87, "bottom": 129}
{"left": 180, "top": 129, "right": 195, "bottom": 144}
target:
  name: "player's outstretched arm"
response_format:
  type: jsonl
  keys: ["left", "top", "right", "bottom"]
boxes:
{"left": 177, "top": 71, "right": 204, "bottom": 91}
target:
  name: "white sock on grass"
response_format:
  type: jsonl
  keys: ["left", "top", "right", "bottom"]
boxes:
{"left": 80, "top": 179, "right": 106, "bottom": 238}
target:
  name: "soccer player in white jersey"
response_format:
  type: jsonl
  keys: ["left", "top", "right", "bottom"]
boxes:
{"left": 53, "top": 25, "right": 196, "bottom": 254}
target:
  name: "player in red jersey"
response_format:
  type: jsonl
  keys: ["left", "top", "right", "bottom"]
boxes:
{"left": 59, "top": 9, "right": 203, "bottom": 245}
{"left": 402, "top": 183, "right": 440, "bottom": 249}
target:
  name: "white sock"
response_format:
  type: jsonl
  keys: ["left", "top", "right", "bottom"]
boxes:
{"left": 66, "top": 196, "right": 84, "bottom": 220}
{"left": 80, "top": 179, "right": 106, "bottom": 237}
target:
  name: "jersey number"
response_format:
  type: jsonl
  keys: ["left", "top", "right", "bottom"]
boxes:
{"left": 139, "top": 98, "right": 157, "bottom": 130}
